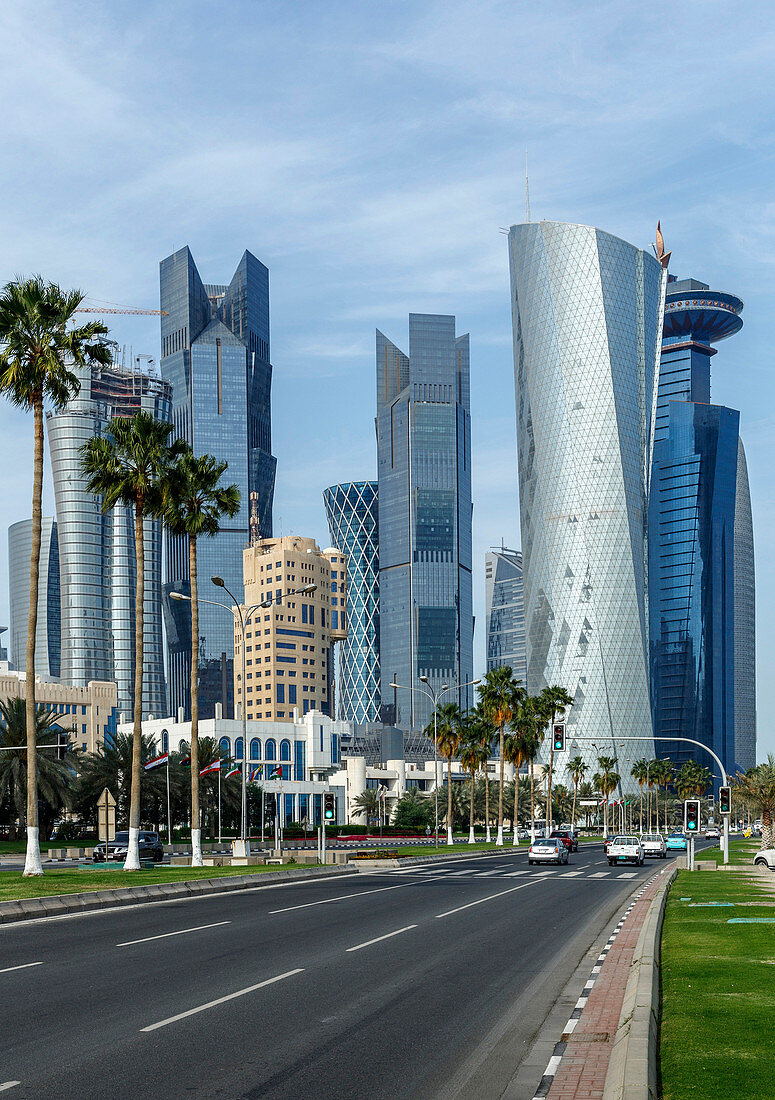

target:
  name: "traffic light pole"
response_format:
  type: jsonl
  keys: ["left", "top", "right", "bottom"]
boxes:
{"left": 572, "top": 735, "right": 729, "bottom": 865}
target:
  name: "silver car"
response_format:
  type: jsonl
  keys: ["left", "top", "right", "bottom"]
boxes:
{"left": 640, "top": 833, "right": 667, "bottom": 858}
{"left": 528, "top": 838, "right": 569, "bottom": 865}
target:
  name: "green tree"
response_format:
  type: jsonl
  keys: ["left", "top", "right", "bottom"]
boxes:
{"left": 504, "top": 725, "right": 532, "bottom": 844}
{"left": 0, "top": 276, "right": 110, "bottom": 874}
{"left": 676, "top": 761, "right": 712, "bottom": 799}
{"left": 0, "top": 698, "right": 80, "bottom": 840}
{"left": 578, "top": 781, "right": 595, "bottom": 829}
{"left": 734, "top": 756, "right": 775, "bottom": 849}
{"left": 510, "top": 694, "right": 547, "bottom": 839}
{"left": 426, "top": 702, "right": 462, "bottom": 844}
{"left": 568, "top": 755, "right": 588, "bottom": 830}
{"left": 593, "top": 756, "right": 620, "bottom": 838}
{"left": 81, "top": 411, "right": 183, "bottom": 870}
{"left": 75, "top": 732, "right": 176, "bottom": 829}
{"left": 162, "top": 447, "right": 240, "bottom": 865}
{"left": 477, "top": 667, "right": 525, "bottom": 845}
{"left": 538, "top": 685, "right": 574, "bottom": 833}
{"left": 351, "top": 789, "right": 380, "bottom": 826}
{"left": 653, "top": 759, "right": 674, "bottom": 833}
{"left": 393, "top": 788, "right": 434, "bottom": 830}
{"left": 459, "top": 717, "right": 489, "bottom": 843}
{"left": 631, "top": 758, "right": 649, "bottom": 832}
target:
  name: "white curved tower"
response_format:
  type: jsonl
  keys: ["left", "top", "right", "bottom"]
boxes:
{"left": 508, "top": 221, "right": 666, "bottom": 767}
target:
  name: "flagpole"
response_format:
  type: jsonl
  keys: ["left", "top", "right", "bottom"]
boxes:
{"left": 167, "top": 761, "right": 172, "bottom": 845}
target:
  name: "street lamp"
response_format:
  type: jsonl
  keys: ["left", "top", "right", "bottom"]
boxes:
{"left": 389, "top": 676, "right": 481, "bottom": 847}
{"left": 172, "top": 577, "right": 316, "bottom": 856}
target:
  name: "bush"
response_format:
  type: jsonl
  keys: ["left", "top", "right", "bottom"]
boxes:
{"left": 50, "top": 821, "right": 84, "bottom": 844}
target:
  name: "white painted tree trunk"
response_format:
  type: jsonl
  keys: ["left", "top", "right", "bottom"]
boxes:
{"left": 446, "top": 825, "right": 453, "bottom": 846}
{"left": 23, "top": 826, "right": 43, "bottom": 876}
{"left": 496, "top": 824, "right": 504, "bottom": 846}
{"left": 123, "top": 826, "right": 141, "bottom": 871}
{"left": 468, "top": 826, "right": 475, "bottom": 844}
{"left": 191, "top": 827, "right": 203, "bottom": 867}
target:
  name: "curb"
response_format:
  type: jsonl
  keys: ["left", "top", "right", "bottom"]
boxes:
{"left": 601, "top": 867, "right": 677, "bottom": 1100}
{"left": 0, "top": 864, "right": 357, "bottom": 925}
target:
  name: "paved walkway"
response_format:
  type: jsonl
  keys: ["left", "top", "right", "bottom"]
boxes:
{"left": 545, "top": 870, "right": 666, "bottom": 1099}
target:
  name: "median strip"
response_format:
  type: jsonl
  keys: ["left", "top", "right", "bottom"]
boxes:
{"left": 117, "top": 921, "right": 231, "bottom": 946}
{"left": 140, "top": 968, "right": 305, "bottom": 1032}
{"left": 346, "top": 924, "right": 417, "bottom": 952}
{"left": 0, "top": 962, "right": 42, "bottom": 975}
{"left": 435, "top": 880, "right": 538, "bottom": 918}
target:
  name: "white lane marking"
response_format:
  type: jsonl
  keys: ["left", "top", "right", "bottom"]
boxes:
{"left": 590, "top": 872, "right": 610, "bottom": 878}
{"left": 503, "top": 870, "right": 530, "bottom": 877}
{"left": 140, "top": 968, "right": 304, "bottom": 1032}
{"left": 0, "top": 962, "right": 43, "bottom": 975}
{"left": 346, "top": 924, "right": 417, "bottom": 953}
{"left": 473, "top": 870, "right": 502, "bottom": 877}
{"left": 563, "top": 871, "right": 584, "bottom": 877}
{"left": 436, "top": 879, "right": 538, "bottom": 918}
{"left": 618, "top": 873, "right": 638, "bottom": 879}
{"left": 117, "top": 921, "right": 231, "bottom": 947}
{"left": 269, "top": 881, "right": 416, "bottom": 914}
{"left": 0, "top": 1083, "right": 20, "bottom": 1092}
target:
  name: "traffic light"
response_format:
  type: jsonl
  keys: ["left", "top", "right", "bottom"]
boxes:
{"left": 719, "top": 786, "right": 732, "bottom": 815}
{"left": 323, "top": 791, "right": 336, "bottom": 822}
{"left": 264, "top": 794, "right": 276, "bottom": 823}
{"left": 552, "top": 724, "right": 565, "bottom": 751}
{"left": 684, "top": 799, "right": 701, "bottom": 833}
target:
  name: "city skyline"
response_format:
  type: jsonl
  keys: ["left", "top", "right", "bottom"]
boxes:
{"left": 0, "top": 2, "right": 772, "bottom": 755}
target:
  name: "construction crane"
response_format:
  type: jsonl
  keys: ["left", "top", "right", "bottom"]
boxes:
{"left": 75, "top": 298, "right": 168, "bottom": 316}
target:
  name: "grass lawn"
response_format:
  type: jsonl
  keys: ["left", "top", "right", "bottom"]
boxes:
{"left": 0, "top": 863, "right": 327, "bottom": 902}
{"left": 659, "top": 865, "right": 775, "bottom": 1099}
{"left": 369, "top": 840, "right": 513, "bottom": 857}
{"left": 695, "top": 837, "right": 760, "bottom": 865}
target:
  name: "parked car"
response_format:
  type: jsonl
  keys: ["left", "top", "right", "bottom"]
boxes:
{"left": 93, "top": 831, "right": 164, "bottom": 863}
{"left": 606, "top": 835, "right": 645, "bottom": 866}
{"left": 640, "top": 833, "right": 667, "bottom": 858}
{"left": 528, "top": 838, "right": 569, "bottom": 865}
{"left": 550, "top": 829, "right": 578, "bottom": 853}
{"left": 753, "top": 848, "right": 775, "bottom": 871}
{"left": 705, "top": 827, "right": 720, "bottom": 840}
{"left": 666, "top": 831, "right": 687, "bottom": 851}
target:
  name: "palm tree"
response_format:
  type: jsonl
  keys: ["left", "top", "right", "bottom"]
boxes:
{"left": 594, "top": 756, "right": 620, "bottom": 838}
{"left": 568, "top": 755, "right": 588, "bottom": 830}
{"left": 510, "top": 694, "right": 547, "bottom": 840}
{"left": 734, "top": 756, "right": 775, "bottom": 849}
{"left": 631, "top": 759, "right": 648, "bottom": 832}
{"left": 0, "top": 698, "right": 80, "bottom": 840}
{"left": 538, "top": 685, "right": 574, "bottom": 834}
{"left": 676, "top": 761, "right": 712, "bottom": 800}
{"left": 426, "top": 702, "right": 462, "bottom": 844}
{"left": 352, "top": 789, "right": 380, "bottom": 827}
{"left": 578, "top": 781, "right": 595, "bottom": 829}
{"left": 0, "top": 276, "right": 110, "bottom": 874}
{"left": 654, "top": 759, "right": 674, "bottom": 833}
{"left": 162, "top": 447, "right": 240, "bottom": 866}
{"left": 504, "top": 726, "right": 532, "bottom": 844}
{"left": 478, "top": 667, "right": 525, "bottom": 845}
{"left": 460, "top": 723, "right": 489, "bottom": 844}
{"left": 81, "top": 411, "right": 183, "bottom": 870}
{"left": 75, "top": 731, "right": 175, "bottom": 828}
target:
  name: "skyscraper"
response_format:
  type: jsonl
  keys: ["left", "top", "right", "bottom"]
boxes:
{"left": 376, "top": 314, "right": 473, "bottom": 730}
{"left": 649, "top": 276, "right": 755, "bottom": 774}
{"left": 323, "top": 481, "right": 380, "bottom": 723}
{"left": 8, "top": 517, "right": 60, "bottom": 677}
{"left": 485, "top": 546, "right": 526, "bottom": 685}
{"left": 508, "top": 221, "right": 665, "bottom": 766}
{"left": 47, "top": 360, "right": 170, "bottom": 717}
{"left": 160, "top": 247, "right": 276, "bottom": 720}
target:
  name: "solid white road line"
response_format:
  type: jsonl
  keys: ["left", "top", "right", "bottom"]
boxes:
{"left": 0, "top": 1083, "right": 19, "bottom": 1092}
{"left": 269, "top": 881, "right": 416, "bottom": 914}
{"left": 117, "top": 921, "right": 231, "bottom": 947}
{"left": 0, "top": 962, "right": 42, "bottom": 975}
{"left": 140, "top": 969, "right": 304, "bottom": 1032}
{"left": 435, "top": 880, "right": 538, "bottom": 918}
{"left": 346, "top": 924, "right": 417, "bottom": 952}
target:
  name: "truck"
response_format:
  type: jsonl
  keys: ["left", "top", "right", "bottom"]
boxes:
{"left": 606, "top": 834, "right": 644, "bottom": 866}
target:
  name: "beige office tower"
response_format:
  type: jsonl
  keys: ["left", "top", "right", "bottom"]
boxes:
{"left": 234, "top": 536, "right": 347, "bottom": 722}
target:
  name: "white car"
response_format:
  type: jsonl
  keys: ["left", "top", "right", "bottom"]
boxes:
{"left": 640, "top": 833, "right": 667, "bottom": 858}
{"left": 753, "top": 848, "right": 775, "bottom": 871}
{"left": 607, "top": 835, "right": 645, "bottom": 866}
{"left": 705, "top": 827, "right": 720, "bottom": 840}
{"left": 528, "top": 838, "right": 569, "bottom": 865}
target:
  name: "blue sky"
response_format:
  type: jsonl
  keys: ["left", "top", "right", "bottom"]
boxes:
{"left": 1, "top": 1, "right": 773, "bottom": 757}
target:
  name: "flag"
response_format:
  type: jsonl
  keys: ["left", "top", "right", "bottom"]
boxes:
{"left": 180, "top": 756, "right": 191, "bottom": 767}
{"left": 145, "top": 752, "right": 168, "bottom": 771}
{"left": 249, "top": 765, "right": 263, "bottom": 781}
{"left": 225, "top": 766, "right": 241, "bottom": 780}
{"left": 269, "top": 765, "right": 282, "bottom": 779}
{"left": 200, "top": 760, "right": 221, "bottom": 777}
{"left": 598, "top": 797, "right": 608, "bottom": 806}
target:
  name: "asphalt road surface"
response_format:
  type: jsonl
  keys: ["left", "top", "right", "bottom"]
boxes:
{"left": 1, "top": 843, "right": 707, "bottom": 1099}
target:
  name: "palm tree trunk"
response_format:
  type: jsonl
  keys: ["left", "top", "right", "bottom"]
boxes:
{"left": 22, "top": 395, "right": 44, "bottom": 877}
{"left": 571, "top": 780, "right": 578, "bottom": 832}
{"left": 497, "top": 724, "right": 505, "bottom": 845}
{"left": 485, "top": 772, "right": 491, "bottom": 842}
{"left": 513, "top": 772, "right": 520, "bottom": 845}
{"left": 447, "top": 754, "right": 454, "bottom": 845}
{"left": 639, "top": 786, "right": 643, "bottom": 832}
{"left": 530, "top": 769, "right": 535, "bottom": 841}
{"left": 468, "top": 771, "right": 475, "bottom": 844}
{"left": 125, "top": 497, "right": 145, "bottom": 871}
{"left": 546, "top": 710, "right": 555, "bottom": 835}
{"left": 189, "top": 535, "right": 203, "bottom": 866}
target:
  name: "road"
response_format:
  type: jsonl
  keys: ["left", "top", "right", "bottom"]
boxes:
{"left": 0, "top": 843, "right": 704, "bottom": 1099}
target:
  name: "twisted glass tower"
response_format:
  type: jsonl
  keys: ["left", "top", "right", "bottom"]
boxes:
{"left": 376, "top": 314, "right": 473, "bottom": 730}
{"left": 323, "top": 481, "right": 380, "bottom": 723}
{"left": 160, "top": 247, "right": 276, "bottom": 720}
{"left": 508, "top": 222, "right": 665, "bottom": 765}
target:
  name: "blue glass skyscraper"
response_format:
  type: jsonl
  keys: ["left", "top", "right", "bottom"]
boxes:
{"left": 485, "top": 546, "right": 526, "bottom": 685}
{"left": 160, "top": 247, "right": 276, "bottom": 720}
{"left": 323, "top": 481, "right": 380, "bottom": 724}
{"left": 376, "top": 314, "right": 473, "bottom": 730}
{"left": 649, "top": 277, "right": 755, "bottom": 775}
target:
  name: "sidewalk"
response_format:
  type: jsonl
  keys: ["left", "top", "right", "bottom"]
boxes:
{"left": 544, "top": 869, "right": 668, "bottom": 1099}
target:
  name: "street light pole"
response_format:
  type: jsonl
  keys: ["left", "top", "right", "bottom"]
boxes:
{"left": 390, "top": 676, "right": 481, "bottom": 847}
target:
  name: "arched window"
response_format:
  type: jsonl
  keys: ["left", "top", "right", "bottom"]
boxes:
{"left": 265, "top": 738, "right": 277, "bottom": 761}
{"left": 179, "top": 740, "right": 188, "bottom": 754}
{"left": 161, "top": 730, "right": 169, "bottom": 754}
{"left": 235, "top": 737, "right": 244, "bottom": 761}
{"left": 250, "top": 737, "right": 261, "bottom": 761}
{"left": 280, "top": 739, "right": 292, "bottom": 762}
{"left": 219, "top": 736, "right": 231, "bottom": 758}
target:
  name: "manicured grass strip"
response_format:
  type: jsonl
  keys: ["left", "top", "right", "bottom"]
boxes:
{"left": 694, "top": 837, "right": 759, "bottom": 865}
{"left": 0, "top": 864, "right": 325, "bottom": 902}
{"left": 660, "top": 868, "right": 775, "bottom": 1100}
